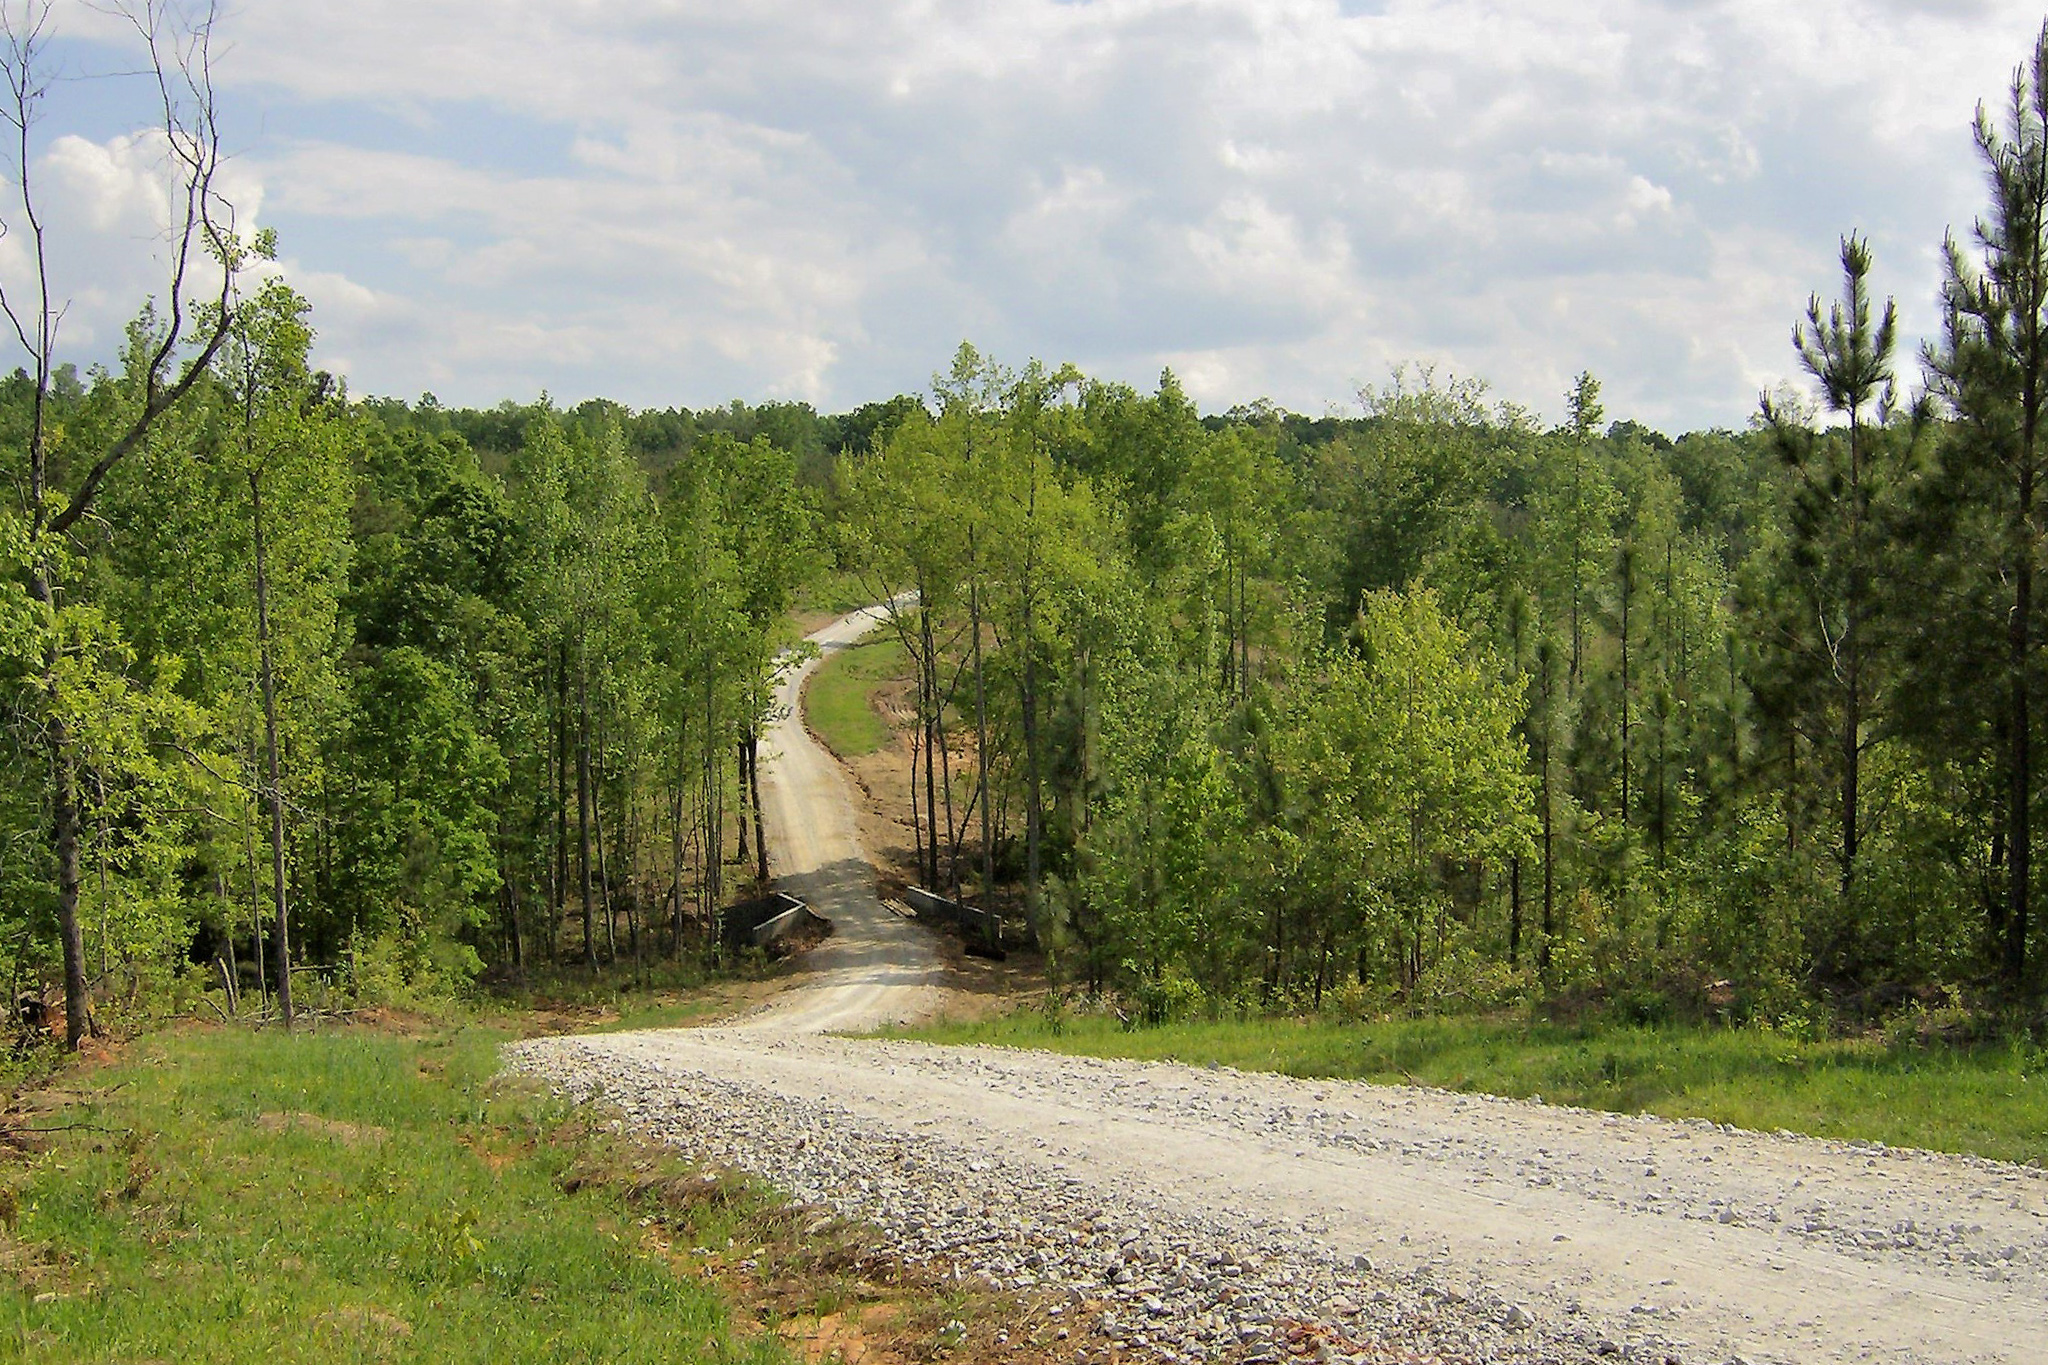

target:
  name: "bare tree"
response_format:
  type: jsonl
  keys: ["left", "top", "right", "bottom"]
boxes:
{"left": 1, "top": 0, "right": 241, "bottom": 1047}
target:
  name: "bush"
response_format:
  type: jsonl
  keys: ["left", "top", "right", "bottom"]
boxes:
{"left": 1408, "top": 948, "right": 1532, "bottom": 1015}
{"left": 345, "top": 928, "right": 481, "bottom": 1010}
{"left": 1130, "top": 966, "right": 1205, "bottom": 1025}
{"left": 1323, "top": 978, "right": 1382, "bottom": 1023}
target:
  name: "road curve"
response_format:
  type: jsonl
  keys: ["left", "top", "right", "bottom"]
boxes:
{"left": 513, "top": 606, "right": 2048, "bottom": 1365}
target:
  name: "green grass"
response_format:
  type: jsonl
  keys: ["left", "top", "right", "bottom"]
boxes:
{"left": 892, "top": 1010, "right": 2048, "bottom": 1165}
{"left": 3, "top": 1022, "right": 796, "bottom": 1364}
{"left": 804, "top": 635, "right": 909, "bottom": 757}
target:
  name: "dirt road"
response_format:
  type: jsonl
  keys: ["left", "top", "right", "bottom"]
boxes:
{"left": 512, "top": 608, "right": 2048, "bottom": 1365}
{"left": 745, "top": 601, "right": 942, "bottom": 1033}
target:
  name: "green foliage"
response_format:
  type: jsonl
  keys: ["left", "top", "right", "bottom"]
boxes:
{"left": 0, "top": 276, "right": 822, "bottom": 1018}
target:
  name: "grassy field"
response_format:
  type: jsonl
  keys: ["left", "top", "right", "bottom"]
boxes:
{"left": 804, "top": 635, "right": 909, "bottom": 757}
{"left": 2, "top": 1023, "right": 788, "bottom": 1363}
{"left": 0, "top": 1016, "right": 1023, "bottom": 1364}
{"left": 894, "top": 1009, "right": 2048, "bottom": 1165}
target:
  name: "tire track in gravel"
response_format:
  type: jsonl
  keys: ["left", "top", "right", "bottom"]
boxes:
{"left": 511, "top": 607, "right": 2048, "bottom": 1365}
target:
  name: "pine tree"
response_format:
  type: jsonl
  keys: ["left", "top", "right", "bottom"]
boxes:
{"left": 1925, "top": 21, "right": 2048, "bottom": 991}
{"left": 1761, "top": 234, "right": 1922, "bottom": 978}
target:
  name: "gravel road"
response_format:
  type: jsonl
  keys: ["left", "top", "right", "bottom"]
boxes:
{"left": 509, "top": 608, "right": 2048, "bottom": 1365}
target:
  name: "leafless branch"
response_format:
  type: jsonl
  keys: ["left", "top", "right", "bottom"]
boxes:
{"left": 49, "top": 0, "right": 239, "bottom": 538}
{"left": 0, "top": 1, "right": 55, "bottom": 525}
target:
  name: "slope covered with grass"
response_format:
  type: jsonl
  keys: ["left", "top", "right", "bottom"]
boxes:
{"left": 3, "top": 1023, "right": 792, "bottom": 1364}
{"left": 894, "top": 1010, "right": 2048, "bottom": 1165}
{"left": 804, "top": 636, "right": 909, "bottom": 758}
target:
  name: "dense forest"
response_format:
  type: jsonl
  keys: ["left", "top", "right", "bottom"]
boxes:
{"left": 9, "top": 22, "right": 2048, "bottom": 1048}
{"left": 0, "top": 274, "right": 834, "bottom": 1037}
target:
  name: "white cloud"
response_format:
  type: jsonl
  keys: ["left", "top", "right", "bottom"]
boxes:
{"left": 0, "top": 125, "right": 265, "bottom": 361}
{"left": 18, "top": 0, "right": 2048, "bottom": 429}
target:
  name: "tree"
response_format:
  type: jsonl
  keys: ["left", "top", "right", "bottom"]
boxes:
{"left": 1564, "top": 372, "right": 1606, "bottom": 692}
{"left": 0, "top": 1, "right": 242, "bottom": 1045}
{"left": 219, "top": 275, "right": 354, "bottom": 1022}
{"left": 1280, "top": 589, "right": 1533, "bottom": 990}
{"left": 1925, "top": 22, "right": 2048, "bottom": 992}
{"left": 1761, "top": 234, "right": 1922, "bottom": 972}
{"left": 934, "top": 345, "right": 1006, "bottom": 914}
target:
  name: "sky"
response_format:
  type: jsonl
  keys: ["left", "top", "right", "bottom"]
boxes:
{"left": 12, "top": 0, "right": 2048, "bottom": 433}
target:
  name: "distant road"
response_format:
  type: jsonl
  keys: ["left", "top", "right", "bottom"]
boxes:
{"left": 742, "top": 600, "right": 940, "bottom": 1032}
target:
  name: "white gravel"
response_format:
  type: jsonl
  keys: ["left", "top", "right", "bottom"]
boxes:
{"left": 508, "top": 1028, "right": 2048, "bottom": 1365}
{"left": 506, "top": 607, "right": 2048, "bottom": 1365}
{"left": 511, "top": 1033, "right": 1619, "bottom": 1364}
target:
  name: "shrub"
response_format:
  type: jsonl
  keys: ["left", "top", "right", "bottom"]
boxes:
{"left": 1131, "top": 966, "right": 1205, "bottom": 1025}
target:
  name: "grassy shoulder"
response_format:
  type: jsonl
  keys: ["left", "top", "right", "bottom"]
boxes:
{"left": 0, "top": 1013, "right": 1034, "bottom": 1364}
{"left": 805, "top": 635, "right": 909, "bottom": 758}
{"left": 892, "top": 1008, "right": 2048, "bottom": 1165}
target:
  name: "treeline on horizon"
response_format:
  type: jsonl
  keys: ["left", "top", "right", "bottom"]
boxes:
{"left": 12, "top": 31, "right": 2048, "bottom": 1045}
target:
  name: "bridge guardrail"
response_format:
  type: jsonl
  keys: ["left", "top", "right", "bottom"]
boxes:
{"left": 721, "top": 892, "right": 828, "bottom": 949}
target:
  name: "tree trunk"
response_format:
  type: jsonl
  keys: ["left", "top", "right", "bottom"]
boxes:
{"left": 1660, "top": 536, "right": 1674, "bottom": 874}
{"left": 1570, "top": 445, "right": 1584, "bottom": 695}
{"left": 1842, "top": 413, "right": 1866, "bottom": 916}
{"left": 939, "top": 654, "right": 961, "bottom": 903}
{"left": 703, "top": 667, "right": 722, "bottom": 922}
{"left": 243, "top": 765, "right": 266, "bottom": 1010}
{"left": 51, "top": 715, "right": 88, "bottom": 1045}
{"left": 554, "top": 646, "right": 570, "bottom": 964}
{"left": 577, "top": 649, "right": 597, "bottom": 968}
{"left": 1619, "top": 543, "right": 1632, "bottom": 827}
{"left": 1540, "top": 719, "right": 1556, "bottom": 973}
{"left": 971, "top": 566, "right": 994, "bottom": 912}
{"left": 910, "top": 711, "right": 925, "bottom": 884}
{"left": 501, "top": 803, "right": 525, "bottom": 978}
{"left": 1314, "top": 930, "right": 1331, "bottom": 1010}
{"left": 627, "top": 794, "right": 644, "bottom": 980}
{"left": 2010, "top": 477, "right": 2033, "bottom": 984}
{"left": 594, "top": 751, "right": 617, "bottom": 965}
{"left": 670, "top": 719, "right": 689, "bottom": 954}
{"left": 504, "top": 863, "right": 524, "bottom": 973}
{"left": 734, "top": 738, "right": 751, "bottom": 870}
{"left": 921, "top": 601, "right": 941, "bottom": 889}
{"left": 1508, "top": 853, "right": 1522, "bottom": 968}
{"left": 1221, "top": 536, "right": 1236, "bottom": 696}
{"left": 1843, "top": 654, "right": 1862, "bottom": 910}
{"left": 1021, "top": 559, "right": 1043, "bottom": 934}
{"left": 29, "top": 564, "right": 89, "bottom": 1048}
{"left": 749, "top": 727, "right": 768, "bottom": 882}
{"left": 251, "top": 474, "right": 294, "bottom": 1028}
{"left": 218, "top": 870, "right": 239, "bottom": 1013}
